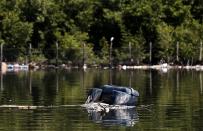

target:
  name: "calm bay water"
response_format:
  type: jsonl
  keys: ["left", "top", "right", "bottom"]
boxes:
{"left": 0, "top": 69, "right": 202, "bottom": 131}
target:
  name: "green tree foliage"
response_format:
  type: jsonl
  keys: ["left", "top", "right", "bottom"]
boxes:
{"left": 1, "top": 7, "right": 33, "bottom": 61}
{"left": 156, "top": 22, "right": 174, "bottom": 63}
{"left": 98, "top": 37, "right": 109, "bottom": 65}
{"left": 173, "top": 21, "right": 200, "bottom": 64}
{"left": 0, "top": 0, "right": 202, "bottom": 65}
{"left": 120, "top": 31, "right": 146, "bottom": 65}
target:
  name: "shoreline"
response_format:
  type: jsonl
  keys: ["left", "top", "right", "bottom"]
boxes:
{"left": 3, "top": 62, "right": 203, "bottom": 72}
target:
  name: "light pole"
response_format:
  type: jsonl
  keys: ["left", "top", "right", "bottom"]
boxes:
{"left": 56, "top": 41, "right": 59, "bottom": 67}
{"left": 109, "top": 37, "right": 114, "bottom": 68}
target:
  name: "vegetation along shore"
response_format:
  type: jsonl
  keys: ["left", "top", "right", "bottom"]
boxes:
{"left": 0, "top": 0, "right": 202, "bottom": 67}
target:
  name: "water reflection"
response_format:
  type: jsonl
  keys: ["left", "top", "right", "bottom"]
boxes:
{"left": 109, "top": 69, "right": 112, "bottom": 85}
{"left": 200, "top": 73, "right": 202, "bottom": 94}
{"left": 87, "top": 108, "right": 139, "bottom": 126}
{"left": 0, "top": 72, "right": 3, "bottom": 91}
{"left": 0, "top": 69, "right": 203, "bottom": 130}
{"left": 176, "top": 70, "right": 179, "bottom": 92}
{"left": 56, "top": 70, "right": 59, "bottom": 93}
{"left": 149, "top": 70, "right": 152, "bottom": 95}
{"left": 28, "top": 71, "right": 32, "bottom": 94}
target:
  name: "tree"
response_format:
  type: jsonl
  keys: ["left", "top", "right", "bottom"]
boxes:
{"left": 98, "top": 37, "right": 109, "bottom": 65}
{"left": 2, "top": 11, "right": 33, "bottom": 61}
{"left": 120, "top": 31, "right": 146, "bottom": 65}
{"left": 156, "top": 22, "right": 174, "bottom": 63}
{"left": 173, "top": 21, "right": 200, "bottom": 65}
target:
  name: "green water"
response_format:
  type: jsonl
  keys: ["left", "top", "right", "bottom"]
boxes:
{"left": 0, "top": 69, "right": 202, "bottom": 131}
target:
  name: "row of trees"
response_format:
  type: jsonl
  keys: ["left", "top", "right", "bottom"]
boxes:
{"left": 0, "top": 0, "right": 203, "bottom": 66}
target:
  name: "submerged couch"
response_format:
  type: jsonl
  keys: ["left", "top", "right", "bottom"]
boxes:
{"left": 85, "top": 85, "right": 139, "bottom": 106}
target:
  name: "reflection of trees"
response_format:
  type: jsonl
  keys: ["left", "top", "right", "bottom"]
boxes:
{"left": 0, "top": 72, "right": 32, "bottom": 104}
{"left": 42, "top": 71, "right": 58, "bottom": 105}
{"left": 0, "top": 70, "right": 203, "bottom": 130}
{"left": 141, "top": 70, "right": 203, "bottom": 130}
{"left": 200, "top": 73, "right": 202, "bottom": 94}
{"left": 0, "top": 72, "right": 3, "bottom": 91}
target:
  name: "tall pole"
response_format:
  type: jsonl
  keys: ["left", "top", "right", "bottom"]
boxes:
{"left": 83, "top": 43, "right": 85, "bottom": 67}
{"left": 109, "top": 37, "right": 114, "bottom": 68}
{"left": 0, "top": 41, "right": 3, "bottom": 91}
{"left": 0, "top": 43, "right": 4, "bottom": 72}
{"left": 56, "top": 41, "right": 58, "bottom": 67}
{"left": 109, "top": 37, "right": 114, "bottom": 85}
{"left": 29, "top": 43, "right": 32, "bottom": 63}
{"left": 129, "top": 42, "right": 132, "bottom": 65}
{"left": 149, "top": 42, "right": 152, "bottom": 65}
{"left": 199, "top": 41, "right": 202, "bottom": 62}
{"left": 176, "top": 41, "right": 179, "bottom": 62}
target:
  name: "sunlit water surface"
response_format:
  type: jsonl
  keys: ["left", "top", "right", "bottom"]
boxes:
{"left": 0, "top": 69, "right": 202, "bottom": 131}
